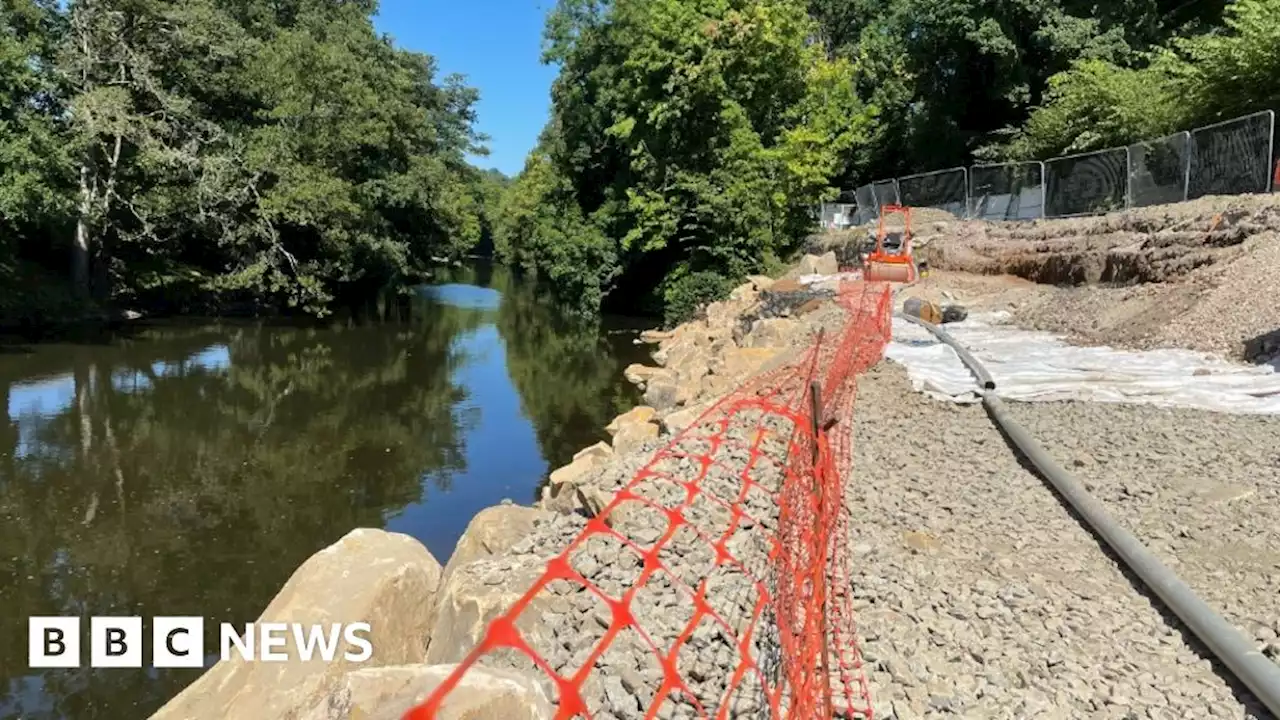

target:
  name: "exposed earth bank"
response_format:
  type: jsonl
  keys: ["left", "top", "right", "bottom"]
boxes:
{"left": 153, "top": 196, "right": 1280, "bottom": 720}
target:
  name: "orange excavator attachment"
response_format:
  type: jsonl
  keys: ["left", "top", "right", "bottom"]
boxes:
{"left": 863, "top": 204, "right": 918, "bottom": 284}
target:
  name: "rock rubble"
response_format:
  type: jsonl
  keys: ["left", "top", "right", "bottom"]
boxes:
{"left": 848, "top": 363, "right": 1274, "bottom": 719}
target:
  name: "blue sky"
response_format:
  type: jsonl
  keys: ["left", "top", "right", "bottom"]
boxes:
{"left": 374, "top": 0, "right": 559, "bottom": 177}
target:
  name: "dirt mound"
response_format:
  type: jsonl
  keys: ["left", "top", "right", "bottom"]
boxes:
{"left": 928, "top": 194, "right": 1280, "bottom": 284}
{"left": 907, "top": 194, "right": 1280, "bottom": 365}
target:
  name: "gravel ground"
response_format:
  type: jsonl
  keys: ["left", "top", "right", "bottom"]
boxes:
{"left": 848, "top": 361, "right": 1274, "bottom": 720}
{"left": 1005, "top": 400, "right": 1280, "bottom": 660}
{"left": 466, "top": 393, "right": 808, "bottom": 719}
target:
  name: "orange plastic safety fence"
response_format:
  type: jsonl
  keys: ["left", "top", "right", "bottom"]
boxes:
{"left": 405, "top": 281, "right": 892, "bottom": 720}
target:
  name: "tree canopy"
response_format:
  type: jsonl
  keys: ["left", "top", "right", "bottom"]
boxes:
{"left": 494, "top": 0, "right": 1277, "bottom": 325}
{"left": 496, "top": 0, "right": 873, "bottom": 325}
{"left": 0, "top": 0, "right": 494, "bottom": 324}
{"left": 5, "top": 0, "right": 1277, "bottom": 328}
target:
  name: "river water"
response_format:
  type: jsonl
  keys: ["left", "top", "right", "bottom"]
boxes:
{"left": 0, "top": 264, "right": 649, "bottom": 719}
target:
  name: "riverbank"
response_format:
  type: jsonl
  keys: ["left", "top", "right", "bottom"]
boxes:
{"left": 150, "top": 195, "right": 1280, "bottom": 719}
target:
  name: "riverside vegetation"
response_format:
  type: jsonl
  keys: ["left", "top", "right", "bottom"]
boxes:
{"left": 5, "top": 0, "right": 1279, "bottom": 331}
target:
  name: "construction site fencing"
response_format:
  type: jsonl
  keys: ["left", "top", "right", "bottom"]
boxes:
{"left": 405, "top": 281, "right": 893, "bottom": 720}
{"left": 1129, "top": 132, "right": 1191, "bottom": 209}
{"left": 825, "top": 107, "right": 1277, "bottom": 226}
{"left": 967, "top": 161, "right": 1045, "bottom": 221}
{"left": 1187, "top": 110, "right": 1275, "bottom": 200}
{"left": 870, "top": 180, "right": 899, "bottom": 211}
{"left": 853, "top": 184, "right": 878, "bottom": 226}
{"left": 818, "top": 203, "right": 858, "bottom": 230}
{"left": 1045, "top": 147, "right": 1130, "bottom": 217}
{"left": 896, "top": 167, "right": 967, "bottom": 218}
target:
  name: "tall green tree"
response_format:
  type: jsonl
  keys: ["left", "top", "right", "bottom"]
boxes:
{"left": 806, "top": 0, "right": 1236, "bottom": 177}
{"left": 2, "top": 0, "right": 493, "bottom": 325}
{"left": 1013, "top": 0, "right": 1280, "bottom": 157}
{"left": 500, "top": 0, "right": 873, "bottom": 324}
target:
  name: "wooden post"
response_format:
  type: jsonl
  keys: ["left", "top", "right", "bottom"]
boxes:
{"left": 809, "top": 379, "right": 833, "bottom": 718}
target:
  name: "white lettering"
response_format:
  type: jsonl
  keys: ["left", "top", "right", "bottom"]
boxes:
{"left": 291, "top": 624, "right": 342, "bottom": 662}
{"left": 259, "top": 623, "right": 289, "bottom": 661}
{"left": 343, "top": 623, "right": 372, "bottom": 662}
{"left": 219, "top": 623, "right": 254, "bottom": 661}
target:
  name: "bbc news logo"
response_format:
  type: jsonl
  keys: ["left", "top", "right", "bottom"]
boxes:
{"left": 29, "top": 617, "right": 373, "bottom": 668}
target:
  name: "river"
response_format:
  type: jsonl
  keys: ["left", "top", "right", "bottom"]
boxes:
{"left": 0, "top": 264, "right": 650, "bottom": 719}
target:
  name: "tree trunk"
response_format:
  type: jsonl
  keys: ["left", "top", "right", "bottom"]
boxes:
{"left": 73, "top": 164, "right": 93, "bottom": 296}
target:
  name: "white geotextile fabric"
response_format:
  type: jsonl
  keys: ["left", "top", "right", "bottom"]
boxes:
{"left": 886, "top": 311, "right": 1280, "bottom": 415}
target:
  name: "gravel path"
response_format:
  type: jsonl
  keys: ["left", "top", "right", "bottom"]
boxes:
{"left": 467, "top": 393, "right": 804, "bottom": 719}
{"left": 1005, "top": 400, "right": 1280, "bottom": 662}
{"left": 848, "top": 361, "right": 1274, "bottom": 719}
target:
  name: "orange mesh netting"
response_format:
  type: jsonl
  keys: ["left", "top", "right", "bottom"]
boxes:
{"left": 406, "top": 280, "right": 892, "bottom": 720}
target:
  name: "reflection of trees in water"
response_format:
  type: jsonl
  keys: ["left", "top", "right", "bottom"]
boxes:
{"left": 0, "top": 298, "right": 486, "bottom": 719}
{"left": 488, "top": 265, "right": 643, "bottom": 472}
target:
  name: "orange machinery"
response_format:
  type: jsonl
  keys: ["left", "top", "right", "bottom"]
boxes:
{"left": 863, "top": 204, "right": 918, "bottom": 284}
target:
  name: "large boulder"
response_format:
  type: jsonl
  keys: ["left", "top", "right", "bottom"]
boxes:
{"left": 796, "top": 252, "right": 839, "bottom": 275}
{"left": 744, "top": 317, "right": 796, "bottom": 349}
{"left": 547, "top": 453, "right": 605, "bottom": 492}
{"left": 622, "top": 363, "right": 663, "bottom": 386}
{"left": 573, "top": 441, "right": 613, "bottom": 464}
{"left": 322, "top": 663, "right": 553, "bottom": 720}
{"left": 613, "top": 418, "right": 660, "bottom": 456}
{"left": 605, "top": 406, "right": 656, "bottom": 435}
{"left": 441, "top": 505, "right": 545, "bottom": 582}
{"left": 638, "top": 329, "right": 674, "bottom": 344}
{"left": 642, "top": 376, "right": 679, "bottom": 411}
{"left": 425, "top": 557, "right": 552, "bottom": 666}
{"left": 660, "top": 403, "right": 713, "bottom": 436}
{"left": 150, "top": 529, "right": 443, "bottom": 720}
{"left": 728, "top": 282, "right": 757, "bottom": 303}
{"left": 712, "top": 347, "right": 785, "bottom": 381}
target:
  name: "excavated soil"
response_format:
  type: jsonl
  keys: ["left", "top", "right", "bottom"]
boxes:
{"left": 817, "top": 194, "right": 1280, "bottom": 365}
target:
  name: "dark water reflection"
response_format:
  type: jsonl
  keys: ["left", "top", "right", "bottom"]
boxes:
{"left": 0, "top": 264, "right": 648, "bottom": 719}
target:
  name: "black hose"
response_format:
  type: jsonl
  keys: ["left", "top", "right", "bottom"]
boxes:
{"left": 893, "top": 312, "right": 1280, "bottom": 716}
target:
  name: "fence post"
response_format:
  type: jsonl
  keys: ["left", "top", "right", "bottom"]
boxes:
{"left": 1038, "top": 161, "right": 1047, "bottom": 219}
{"left": 962, "top": 166, "right": 971, "bottom": 219}
{"left": 1124, "top": 146, "right": 1134, "bottom": 210}
{"left": 1183, "top": 131, "right": 1193, "bottom": 203}
{"left": 1268, "top": 111, "right": 1276, "bottom": 193}
{"left": 807, "top": 377, "right": 832, "bottom": 719}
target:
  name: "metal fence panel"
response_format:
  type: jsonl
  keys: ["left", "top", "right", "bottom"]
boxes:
{"left": 897, "top": 167, "right": 968, "bottom": 218}
{"left": 853, "top": 184, "right": 878, "bottom": 225}
{"left": 818, "top": 203, "right": 858, "bottom": 229}
{"left": 1188, "top": 110, "right": 1275, "bottom": 199}
{"left": 1129, "top": 132, "right": 1190, "bottom": 208}
{"left": 1045, "top": 147, "right": 1129, "bottom": 217}
{"left": 871, "top": 179, "right": 899, "bottom": 209}
{"left": 1271, "top": 110, "right": 1279, "bottom": 193}
{"left": 968, "top": 162, "right": 1045, "bottom": 221}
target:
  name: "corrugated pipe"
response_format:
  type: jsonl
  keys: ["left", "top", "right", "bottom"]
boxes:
{"left": 895, "top": 312, "right": 1280, "bottom": 717}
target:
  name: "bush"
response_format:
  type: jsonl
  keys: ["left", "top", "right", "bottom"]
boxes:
{"left": 660, "top": 268, "right": 734, "bottom": 328}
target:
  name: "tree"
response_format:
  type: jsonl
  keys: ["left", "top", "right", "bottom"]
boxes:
{"left": 503, "top": 0, "right": 873, "bottom": 324}
{"left": 1011, "top": 0, "right": 1279, "bottom": 157}
{"left": 3, "top": 0, "right": 493, "bottom": 325}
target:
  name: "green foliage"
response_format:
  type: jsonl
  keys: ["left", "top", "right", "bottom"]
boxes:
{"left": 804, "top": 0, "right": 1276, "bottom": 171}
{"left": 0, "top": 0, "right": 492, "bottom": 323}
{"left": 660, "top": 266, "right": 734, "bottom": 327}
{"left": 501, "top": 0, "right": 873, "bottom": 321}
{"left": 1175, "top": 0, "right": 1280, "bottom": 122}
{"left": 1011, "top": 0, "right": 1280, "bottom": 157}
{"left": 1010, "top": 56, "right": 1186, "bottom": 157}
